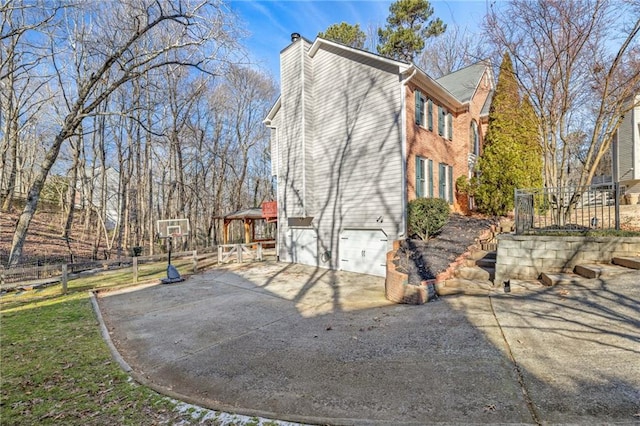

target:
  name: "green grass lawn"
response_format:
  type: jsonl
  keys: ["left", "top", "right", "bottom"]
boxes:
{"left": 0, "top": 260, "right": 202, "bottom": 425}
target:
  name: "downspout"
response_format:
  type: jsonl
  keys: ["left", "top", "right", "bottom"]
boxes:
{"left": 399, "top": 66, "right": 417, "bottom": 238}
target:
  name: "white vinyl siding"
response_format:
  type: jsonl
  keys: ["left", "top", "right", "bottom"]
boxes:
{"left": 279, "top": 40, "right": 307, "bottom": 219}
{"left": 277, "top": 40, "right": 310, "bottom": 261}
{"left": 270, "top": 127, "right": 278, "bottom": 176}
{"left": 311, "top": 45, "right": 403, "bottom": 268}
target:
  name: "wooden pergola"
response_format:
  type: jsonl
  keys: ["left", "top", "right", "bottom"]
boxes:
{"left": 222, "top": 208, "right": 267, "bottom": 245}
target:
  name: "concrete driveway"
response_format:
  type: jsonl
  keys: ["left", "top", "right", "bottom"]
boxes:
{"left": 96, "top": 262, "right": 640, "bottom": 425}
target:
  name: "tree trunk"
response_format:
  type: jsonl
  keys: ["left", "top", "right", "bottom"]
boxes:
{"left": 9, "top": 123, "right": 77, "bottom": 266}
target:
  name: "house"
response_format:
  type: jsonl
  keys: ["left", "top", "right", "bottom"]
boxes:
{"left": 263, "top": 34, "right": 494, "bottom": 277}
{"left": 612, "top": 94, "right": 640, "bottom": 197}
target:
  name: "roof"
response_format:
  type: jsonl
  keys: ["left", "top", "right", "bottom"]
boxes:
{"left": 308, "top": 37, "right": 411, "bottom": 71}
{"left": 224, "top": 208, "right": 264, "bottom": 220}
{"left": 264, "top": 35, "right": 494, "bottom": 122}
{"left": 436, "top": 62, "right": 490, "bottom": 104}
{"left": 481, "top": 90, "right": 493, "bottom": 117}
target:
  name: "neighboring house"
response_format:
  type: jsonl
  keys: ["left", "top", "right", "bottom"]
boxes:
{"left": 263, "top": 34, "right": 494, "bottom": 277}
{"left": 76, "top": 166, "right": 120, "bottom": 230}
{"left": 612, "top": 94, "right": 640, "bottom": 194}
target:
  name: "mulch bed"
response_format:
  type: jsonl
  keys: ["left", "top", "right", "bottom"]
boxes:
{"left": 393, "top": 214, "right": 498, "bottom": 284}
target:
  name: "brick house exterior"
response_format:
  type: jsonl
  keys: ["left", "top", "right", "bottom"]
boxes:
{"left": 406, "top": 65, "right": 493, "bottom": 212}
{"left": 264, "top": 35, "right": 494, "bottom": 276}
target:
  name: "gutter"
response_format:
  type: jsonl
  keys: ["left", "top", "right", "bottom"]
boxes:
{"left": 399, "top": 65, "right": 418, "bottom": 239}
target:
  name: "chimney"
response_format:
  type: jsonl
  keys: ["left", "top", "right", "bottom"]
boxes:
{"left": 291, "top": 33, "right": 301, "bottom": 42}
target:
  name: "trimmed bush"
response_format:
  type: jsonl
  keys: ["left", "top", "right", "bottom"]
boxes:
{"left": 407, "top": 198, "right": 450, "bottom": 240}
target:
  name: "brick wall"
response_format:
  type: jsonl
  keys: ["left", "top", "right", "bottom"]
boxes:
{"left": 495, "top": 234, "right": 640, "bottom": 283}
{"left": 405, "top": 78, "right": 491, "bottom": 213}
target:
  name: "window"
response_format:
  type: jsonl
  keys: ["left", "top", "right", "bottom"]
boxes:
{"left": 438, "top": 107, "right": 452, "bottom": 140}
{"left": 416, "top": 156, "right": 425, "bottom": 197}
{"left": 470, "top": 120, "right": 479, "bottom": 155}
{"left": 438, "top": 163, "right": 454, "bottom": 204}
{"left": 415, "top": 157, "right": 434, "bottom": 198}
{"left": 415, "top": 90, "right": 425, "bottom": 126}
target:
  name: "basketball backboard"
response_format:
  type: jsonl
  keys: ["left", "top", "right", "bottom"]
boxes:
{"left": 157, "top": 218, "right": 190, "bottom": 239}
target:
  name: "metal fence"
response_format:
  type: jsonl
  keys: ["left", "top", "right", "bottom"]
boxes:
{"left": 514, "top": 183, "right": 621, "bottom": 234}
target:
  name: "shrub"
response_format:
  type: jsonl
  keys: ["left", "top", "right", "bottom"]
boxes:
{"left": 407, "top": 198, "right": 450, "bottom": 240}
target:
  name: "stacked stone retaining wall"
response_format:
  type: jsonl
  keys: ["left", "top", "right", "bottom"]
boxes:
{"left": 495, "top": 234, "right": 640, "bottom": 283}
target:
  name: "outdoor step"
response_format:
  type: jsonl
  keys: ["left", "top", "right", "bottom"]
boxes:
{"left": 467, "top": 249, "right": 492, "bottom": 261}
{"left": 437, "top": 278, "right": 493, "bottom": 296}
{"left": 612, "top": 256, "right": 640, "bottom": 270}
{"left": 540, "top": 272, "right": 592, "bottom": 286}
{"left": 455, "top": 266, "right": 493, "bottom": 281}
{"left": 574, "top": 263, "right": 634, "bottom": 279}
{"left": 475, "top": 257, "right": 496, "bottom": 268}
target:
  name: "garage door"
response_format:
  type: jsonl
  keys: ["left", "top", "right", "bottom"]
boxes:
{"left": 339, "top": 229, "right": 388, "bottom": 277}
{"left": 290, "top": 229, "right": 317, "bottom": 267}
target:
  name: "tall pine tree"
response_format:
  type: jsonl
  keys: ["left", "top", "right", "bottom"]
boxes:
{"left": 475, "top": 53, "right": 542, "bottom": 216}
{"left": 318, "top": 22, "right": 367, "bottom": 49}
{"left": 377, "top": 0, "right": 445, "bottom": 62}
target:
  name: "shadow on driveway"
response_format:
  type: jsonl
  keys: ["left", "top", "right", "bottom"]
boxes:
{"left": 96, "top": 262, "right": 640, "bottom": 425}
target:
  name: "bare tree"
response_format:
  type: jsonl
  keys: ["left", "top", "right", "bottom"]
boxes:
{"left": 224, "top": 65, "right": 277, "bottom": 211}
{"left": 485, "top": 0, "right": 640, "bottom": 223}
{"left": 418, "top": 25, "right": 491, "bottom": 78}
{"left": 7, "top": 0, "right": 240, "bottom": 266}
{"left": 1, "top": 0, "right": 57, "bottom": 211}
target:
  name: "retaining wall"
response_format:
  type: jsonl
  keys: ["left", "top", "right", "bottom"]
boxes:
{"left": 495, "top": 234, "right": 640, "bottom": 283}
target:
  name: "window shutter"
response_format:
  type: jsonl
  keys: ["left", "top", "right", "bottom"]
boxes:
{"left": 415, "top": 90, "right": 423, "bottom": 125}
{"left": 447, "top": 113, "right": 453, "bottom": 140}
{"left": 438, "top": 163, "right": 445, "bottom": 198}
{"left": 415, "top": 157, "right": 423, "bottom": 197}
{"left": 427, "top": 100, "right": 433, "bottom": 131}
{"left": 438, "top": 106, "right": 444, "bottom": 136}
{"left": 448, "top": 165, "right": 454, "bottom": 204}
{"left": 428, "top": 159, "right": 434, "bottom": 198}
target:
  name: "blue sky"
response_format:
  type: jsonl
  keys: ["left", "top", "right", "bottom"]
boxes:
{"left": 228, "top": 0, "right": 491, "bottom": 80}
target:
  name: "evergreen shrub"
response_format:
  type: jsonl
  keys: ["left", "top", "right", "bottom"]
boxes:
{"left": 407, "top": 198, "right": 450, "bottom": 240}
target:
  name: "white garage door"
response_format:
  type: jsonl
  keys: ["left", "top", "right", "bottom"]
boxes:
{"left": 339, "top": 229, "right": 388, "bottom": 277}
{"left": 290, "top": 229, "right": 317, "bottom": 267}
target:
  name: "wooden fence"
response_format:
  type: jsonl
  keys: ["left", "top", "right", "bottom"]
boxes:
{"left": 217, "top": 241, "right": 276, "bottom": 264}
{"left": 0, "top": 249, "right": 218, "bottom": 292}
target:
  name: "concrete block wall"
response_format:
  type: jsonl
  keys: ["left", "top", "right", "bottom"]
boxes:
{"left": 495, "top": 234, "right": 640, "bottom": 283}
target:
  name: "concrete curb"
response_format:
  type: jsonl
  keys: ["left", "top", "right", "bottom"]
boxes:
{"left": 90, "top": 291, "right": 132, "bottom": 374}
